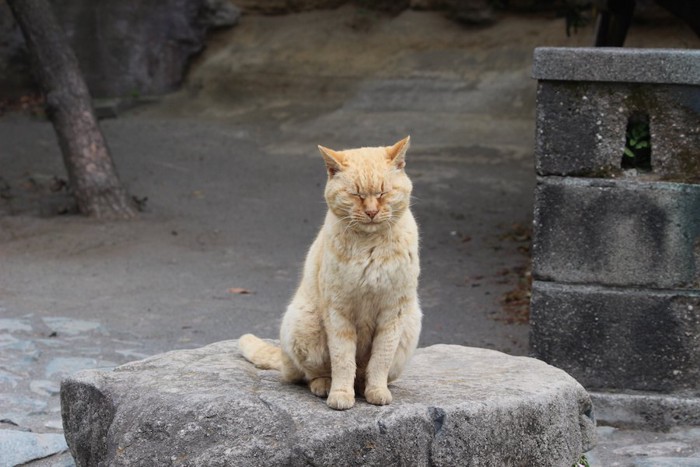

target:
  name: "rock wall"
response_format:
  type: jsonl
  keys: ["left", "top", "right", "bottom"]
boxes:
{"left": 0, "top": 0, "right": 240, "bottom": 98}
{"left": 0, "top": 0, "right": 505, "bottom": 100}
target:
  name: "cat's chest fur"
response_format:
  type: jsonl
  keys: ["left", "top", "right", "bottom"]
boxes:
{"left": 322, "top": 216, "right": 418, "bottom": 305}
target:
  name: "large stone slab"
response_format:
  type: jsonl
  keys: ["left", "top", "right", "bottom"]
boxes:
{"left": 532, "top": 48, "right": 700, "bottom": 85}
{"left": 61, "top": 340, "right": 595, "bottom": 466}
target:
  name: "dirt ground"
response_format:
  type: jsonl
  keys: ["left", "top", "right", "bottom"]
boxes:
{"left": 0, "top": 7, "right": 698, "bottom": 457}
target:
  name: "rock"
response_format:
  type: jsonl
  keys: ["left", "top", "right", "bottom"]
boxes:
{"left": 42, "top": 317, "right": 103, "bottom": 336}
{"left": 0, "top": 318, "right": 32, "bottom": 333}
{"left": 61, "top": 340, "right": 595, "bottom": 466}
{"left": 31, "top": 379, "right": 61, "bottom": 397}
{"left": 409, "top": 0, "right": 496, "bottom": 25}
{"left": 201, "top": 0, "right": 242, "bottom": 28}
{"left": 0, "top": 429, "right": 68, "bottom": 466}
{"left": 46, "top": 358, "right": 99, "bottom": 379}
{"left": 232, "top": 0, "right": 346, "bottom": 15}
{"left": 0, "top": 0, "right": 241, "bottom": 98}
{"left": 0, "top": 2, "right": 35, "bottom": 99}
{"left": 45, "top": 419, "right": 65, "bottom": 430}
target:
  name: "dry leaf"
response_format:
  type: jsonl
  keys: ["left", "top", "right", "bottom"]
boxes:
{"left": 227, "top": 287, "right": 253, "bottom": 295}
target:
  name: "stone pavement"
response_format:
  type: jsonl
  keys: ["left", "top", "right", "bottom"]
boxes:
{"left": 0, "top": 314, "right": 152, "bottom": 466}
{"left": 1, "top": 310, "right": 699, "bottom": 466}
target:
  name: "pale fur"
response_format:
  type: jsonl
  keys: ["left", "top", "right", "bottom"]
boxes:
{"left": 239, "top": 136, "right": 421, "bottom": 410}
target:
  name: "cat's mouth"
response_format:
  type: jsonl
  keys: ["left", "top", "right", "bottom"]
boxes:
{"left": 359, "top": 217, "right": 389, "bottom": 230}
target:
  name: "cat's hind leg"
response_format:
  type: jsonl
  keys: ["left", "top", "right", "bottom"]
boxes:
{"left": 280, "top": 301, "right": 335, "bottom": 399}
{"left": 388, "top": 304, "right": 422, "bottom": 383}
{"left": 308, "top": 377, "right": 331, "bottom": 397}
{"left": 280, "top": 350, "right": 305, "bottom": 383}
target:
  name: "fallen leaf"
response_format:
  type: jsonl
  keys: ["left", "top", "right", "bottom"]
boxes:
{"left": 227, "top": 287, "right": 253, "bottom": 295}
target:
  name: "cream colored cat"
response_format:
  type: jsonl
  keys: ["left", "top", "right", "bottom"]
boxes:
{"left": 239, "top": 136, "right": 421, "bottom": 410}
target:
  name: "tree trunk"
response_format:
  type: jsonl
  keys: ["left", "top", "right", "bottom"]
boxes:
{"left": 594, "top": 0, "right": 636, "bottom": 47}
{"left": 7, "top": 0, "right": 137, "bottom": 219}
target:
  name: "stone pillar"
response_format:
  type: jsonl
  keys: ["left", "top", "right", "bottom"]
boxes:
{"left": 530, "top": 47, "right": 700, "bottom": 429}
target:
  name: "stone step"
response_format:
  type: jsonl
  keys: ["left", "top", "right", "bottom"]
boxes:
{"left": 60, "top": 340, "right": 595, "bottom": 466}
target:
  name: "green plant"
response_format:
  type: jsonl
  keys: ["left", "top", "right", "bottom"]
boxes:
{"left": 621, "top": 115, "right": 652, "bottom": 171}
{"left": 573, "top": 454, "right": 590, "bottom": 467}
{"left": 624, "top": 121, "right": 650, "bottom": 158}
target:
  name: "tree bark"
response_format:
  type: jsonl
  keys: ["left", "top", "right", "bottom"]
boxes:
{"left": 7, "top": 0, "right": 137, "bottom": 219}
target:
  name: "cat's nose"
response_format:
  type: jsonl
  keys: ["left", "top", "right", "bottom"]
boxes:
{"left": 365, "top": 209, "right": 378, "bottom": 219}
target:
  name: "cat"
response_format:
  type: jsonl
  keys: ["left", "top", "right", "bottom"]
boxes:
{"left": 239, "top": 136, "right": 421, "bottom": 410}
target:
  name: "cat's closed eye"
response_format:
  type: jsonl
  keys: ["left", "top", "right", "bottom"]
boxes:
{"left": 348, "top": 191, "right": 389, "bottom": 200}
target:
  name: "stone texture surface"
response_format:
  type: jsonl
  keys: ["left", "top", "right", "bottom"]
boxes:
{"left": 532, "top": 177, "right": 700, "bottom": 289}
{"left": 533, "top": 47, "right": 700, "bottom": 85}
{"left": 233, "top": 0, "right": 495, "bottom": 24}
{"left": 0, "top": 429, "right": 69, "bottom": 466}
{"left": 535, "top": 81, "right": 700, "bottom": 182}
{"left": 0, "top": 0, "right": 240, "bottom": 98}
{"left": 530, "top": 281, "right": 700, "bottom": 392}
{"left": 532, "top": 46, "right": 700, "bottom": 430}
{"left": 61, "top": 340, "right": 595, "bottom": 467}
{"left": 409, "top": 0, "right": 495, "bottom": 24}
{"left": 590, "top": 392, "right": 700, "bottom": 431}
{"left": 232, "top": 0, "right": 346, "bottom": 14}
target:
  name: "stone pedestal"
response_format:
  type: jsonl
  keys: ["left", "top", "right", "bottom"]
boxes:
{"left": 60, "top": 340, "right": 595, "bottom": 466}
{"left": 530, "top": 47, "right": 700, "bottom": 429}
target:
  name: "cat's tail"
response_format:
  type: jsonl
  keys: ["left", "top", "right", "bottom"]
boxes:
{"left": 238, "top": 334, "right": 282, "bottom": 371}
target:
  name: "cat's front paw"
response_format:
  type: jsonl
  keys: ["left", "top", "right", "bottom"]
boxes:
{"left": 365, "top": 386, "right": 393, "bottom": 406}
{"left": 309, "top": 377, "right": 331, "bottom": 397}
{"left": 327, "top": 390, "right": 355, "bottom": 410}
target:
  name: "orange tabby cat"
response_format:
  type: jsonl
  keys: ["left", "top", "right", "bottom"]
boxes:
{"left": 239, "top": 136, "right": 421, "bottom": 410}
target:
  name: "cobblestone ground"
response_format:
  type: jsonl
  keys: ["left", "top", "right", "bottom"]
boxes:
{"left": 0, "top": 312, "right": 157, "bottom": 465}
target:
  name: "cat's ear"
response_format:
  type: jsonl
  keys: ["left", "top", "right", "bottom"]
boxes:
{"left": 318, "top": 145, "right": 345, "bottom": 177}
{"left": 386, "top": 136, "right": 410, "bottom": 169}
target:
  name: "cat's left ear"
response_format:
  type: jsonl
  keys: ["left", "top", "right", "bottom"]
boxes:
{"left": 386, "top": 136, "right": 410, "bottom": 169}
{"left": 318, "top": 145, "right": 346, "bottom": 177}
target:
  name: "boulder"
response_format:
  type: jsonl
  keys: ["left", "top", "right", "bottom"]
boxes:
{"left": 61, "top": 340, "right": 595, "bottom": 466}
{"left": 0, "top": 0, "right": 240, "bottom": 98}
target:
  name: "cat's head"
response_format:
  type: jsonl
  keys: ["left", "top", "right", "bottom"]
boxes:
{"left": 318, "top": 136, "right": 413, "bottom": 233}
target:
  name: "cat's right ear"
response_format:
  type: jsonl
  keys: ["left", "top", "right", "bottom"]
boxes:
{"left": 387, "top": 136, "right": 410, "bottom": 169}
{"left": 318, "top": 145, "right": 345, "bottom": 177}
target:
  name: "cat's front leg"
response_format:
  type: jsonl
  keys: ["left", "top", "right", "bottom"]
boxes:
{"left": 364, "top": 313, "right": 402, "bottom": 406}
{"left": 326, "top": 309, "right": 357, "bottom": 410}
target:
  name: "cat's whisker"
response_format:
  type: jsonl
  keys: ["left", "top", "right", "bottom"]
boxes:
{"left": 331, "top": 215, "right": 354, "bottom": 228}
{"left": 343, "top": 219, "right": 358, "bottom": 235}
